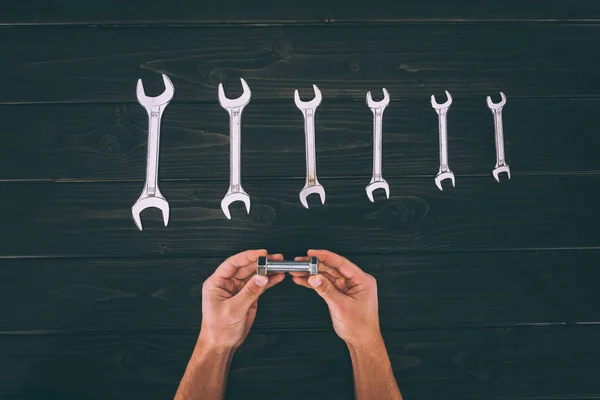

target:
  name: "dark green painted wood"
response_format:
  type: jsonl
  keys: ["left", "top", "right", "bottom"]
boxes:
{"left": 2, "top": 24, "right": 599, "bottom": 103}
{"left": 1, "top": 97, "right": 598, "bottom": 181}
{"left": 0, "top": 250, "right": 598, "bottom": 334}
{"left": 1, "top": 0, "right": 598, "bottom": 24}
{"left": 1, "top": 327, "right": 598, "bottom": 399}
{"left": 2, "top": 176, "right": 599, "bottom": 258}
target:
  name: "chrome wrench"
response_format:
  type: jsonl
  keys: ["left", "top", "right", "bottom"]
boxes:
{"left": 431, "top": 90, "right": 455, "bottom": 191}
{"left": 486, "top": 92, "right": 511, "bottom": 182}
{"left": 218, "top": 78, "right": 252, "bottom": 219}
{"left": 365, "top": 88, "right": 390, "bottom": 202}
{"left": 294, "top": 85, "right": 325, "bottom": 208}
{"left": 131, "top": 73, "right": 174, "bottom": 231}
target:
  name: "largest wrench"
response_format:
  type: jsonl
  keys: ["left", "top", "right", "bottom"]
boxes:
{"left": 295, "top": 85, "right": 325, "bottom": 209}
{"left": 431, "top": 90, "right": 455, "bottom": 191}
{"left": 131, "top": 73, "right": 174, "bottom": 231}
{"left": 365, "top": 88, "right": 390, "bottom": 202}
{"left": 219, "top": 78, "right": 252, "bottom": 219}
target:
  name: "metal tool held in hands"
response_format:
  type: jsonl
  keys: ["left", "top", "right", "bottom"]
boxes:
{"left": 486, "top": 92, "right": 511, "bottom": 182}
{"left": 431, "top": 90, "right": 455, "bottom": 191}
{"left": 365, "top": 88, "right": 390, "bottom": 202}
{"left": 219, "top": 78, "right": 252, "bottom": 219}
{"left": 257, "top": 256, "right": 319, "bottom": 276}
{"left": 295, "top": 85, "right": 325, "bottom": 209}
{"left": 131, "top": 73, "right": 175, "bottom": 231}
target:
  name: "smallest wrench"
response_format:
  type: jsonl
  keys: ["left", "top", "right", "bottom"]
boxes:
{"left": 431, "top": 90, "right": 455, "bottom": 191}
{"left": 365, "top": 88, "right": 390, "bottom": 202}
{"left": 486, "top": 92, "right": 511, "bottom": 182}
{"left": 131, "top": 73, "right": 174, "bottom": 231}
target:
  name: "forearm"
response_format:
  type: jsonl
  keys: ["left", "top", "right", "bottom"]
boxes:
{"left": 348, "top": 335, "right": 402, "bottom": 400}
{"left": 174, "top": 336, "right": 235, "bottom": 400}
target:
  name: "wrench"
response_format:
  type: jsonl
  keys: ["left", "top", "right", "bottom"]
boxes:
{"left": 431, "top": 90, "right": 455, "bottom": 191}
{"left": 218, "top": 78, "right": 252, "bottom": 219}
{"left": 257, "top": 256, "right": 319, "bottom": 276}
{"left": 365, "top": 88, "right": 390, "bottom": 202}
{"left": 486, "top": 92, "right": 511, "bottom": 182}
{"left": 131, "top": 73, "right": 174, "bottom": 231}
{"left": 294, "top": 84, "right": 325, "bottom": 209}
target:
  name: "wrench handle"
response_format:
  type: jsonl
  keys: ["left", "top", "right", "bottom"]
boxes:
{"left": 303, "top": 109, "right": 318, "bottom": 185}
{"left": 372, "top": 108, "right": 384, "bottom": 179}
{"left": 437, "top": 109, "right": 449, "bottom": 170}
{"left": 144, "top": 106, "right": 165, "bottom": 195}
{"left": 492, "top": 110, "right": 506, "bottom": 166}
{"left": 229, "top": 108, "right": 243, "bottom": 189}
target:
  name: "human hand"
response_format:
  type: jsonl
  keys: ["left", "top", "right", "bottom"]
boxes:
{"left": 291, "top": 250, "right": 381, "bottom": 347}
{"left": 199, "top": 249, "right": 285, "bottom": 350}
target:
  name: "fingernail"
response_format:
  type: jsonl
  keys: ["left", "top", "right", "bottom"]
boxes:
{"left": 254, "top": 275, "right": 268, "bottom": 287}
{"left": 308, "top": 275, "right": 322, "bottom": 288}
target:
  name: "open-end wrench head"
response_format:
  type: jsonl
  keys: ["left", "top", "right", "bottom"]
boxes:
{"left": 299, "top": 184, "right": 326, "bottom": 209}
{"left": 294, "top": 85, "right": 322, "bottom": 110}
{"left": 493, "top": 165, "right": 511, "bottom": 182}
{"left": 221, "top": 191, "right": 251, "bottom": 220}
{"left": 218, "top": 78, "right": 251, "bottom": 110}
{"left": 430, "top": 90, "right": 453, "bottom": 110}
{"left": 131, "top": 196, "right": 170, "bottom": 231}
{"left": 136, "top": 73, "right": 175, "bottom": 108}
{"left": 366, "top": 88, "right": 390, "bottom": 109}
{"left": 486, "top": 92, "right": 507, "bottom": 110}
{"left": 435, "top": 171, "right": 456, "bottom": 191}
{"left": 365, "top": 180, "right": 390, "bottom": 203}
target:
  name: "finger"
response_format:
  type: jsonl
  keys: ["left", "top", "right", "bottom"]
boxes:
{"left": 307, "top": 273, "right": 346, "bottom": 305}
{"left": 294, "top": 256, "right": 310, "bottom": 262}
{"left": 228, "top": 274, "right": 270, "bottom": 311}
{"left": 234, "top": 253, "right": 285, "bottom": 281}
{"left": 214, "top": 249, "right": 267, "bottom": 279}
{"left": 308, "top": 249, "right": 363, "bottom": 280}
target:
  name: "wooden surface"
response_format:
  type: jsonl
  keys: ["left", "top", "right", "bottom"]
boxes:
{"left": 2, "top": 2, "right": 599, "bottom": 399}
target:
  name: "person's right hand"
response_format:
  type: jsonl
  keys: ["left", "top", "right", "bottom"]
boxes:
{"left": 290, "top": 249, "right": 381, "bottom": 347}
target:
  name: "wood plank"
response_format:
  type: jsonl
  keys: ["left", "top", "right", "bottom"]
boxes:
{"left": 2, "top": 97, "right": 598, "bottom": 181}
{"left": 0, "top": 251, "right": 598, "bottom": 334}
{"left": 1, "top": 326, "right": 599, "bottom": 399}
{"left": 2, "top": 176, "right": 599, "bottom": 257}
{"left": 1, "top": 0, "right": 599, "bottom": 24}
{"left": 2, "top": 24, "right": 599, "bottom": 103}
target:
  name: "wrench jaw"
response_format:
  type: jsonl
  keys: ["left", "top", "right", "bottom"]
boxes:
{"left": 131, "top": 195, "right": 170, "bottom": 231}
{"left": 486, "top": 92, "right": 507, "bottom": 111}
{"left": 366, "top": 88, "right": 390, "bottom": 109}
{"left": 218, "top": 78, "right": 251, "bottom": 110}
{"left": 220, "top": 190, "right": 251, "bottom": 220}
{"left": 299, "top": 184, "right": 326, "bottom": 209}
{"left": 136, "top": 74, "right": 175, "bottom": 108}
{"left": 365, "top": 180, "right": 390, "bottom": 203}
{"left": 435, "top": 171, "right": 456, "bottom": 192}
{"left": 492, "top": 165, "right": 511, "bottom": 183}
{"left": 294, "top": 85, "right": 322, "bottom": 110}
{"left": 431, "top": 90, "right": 453, "bottom": 111}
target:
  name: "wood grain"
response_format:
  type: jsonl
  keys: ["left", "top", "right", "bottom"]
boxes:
{"left": 1, "top": 97, "right": 598, "bottom": 181}
{"left": 1, "top": 326, "right": 598, "bottom": 399}
{"left": 1, "top": 0, "right": 598, "bottom": 24}
{"left": 0, "top": 250, "right": 598, "bottom": 334}
{"left": 2, "top": 24, "right": 600, "bottom": 103}
{"left": 2, "top": 176, "right": 599, "bottom": 258}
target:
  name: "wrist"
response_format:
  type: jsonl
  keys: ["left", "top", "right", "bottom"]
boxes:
{"left": 345, "top": 331, "right": 385, "bottom": 352}
{"left": 195, "top": 332, "right": 237, "bottom": 359}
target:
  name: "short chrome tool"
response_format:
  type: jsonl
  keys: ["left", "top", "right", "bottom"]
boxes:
{"left": 218, "top": 78, "right": 252, "bottom": 219}
{"left": 131, "top": 73, "right": 174, "bottom": 231}
{"left": 365, "top": 88, "right": 390, "bottom": 202}
{"left": 431, "top": 90, "right": 455, "bottom": 191}
{"left": 486, "top": 92, "right": 511, "bottom": 182}
{"left": 294, "top": 85, "right": 325, "bottom": 208}
{"left": 257, "top": 256, "right": 319, "bottom": 276}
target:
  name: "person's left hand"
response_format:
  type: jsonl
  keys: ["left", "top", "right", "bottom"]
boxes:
{"left": 199, "top": 249, "right": 285, "bottom": 350}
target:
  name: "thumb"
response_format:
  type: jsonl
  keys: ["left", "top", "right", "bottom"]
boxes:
{"left": 230, "top": 274, "right": 269, "bottom": 311}
{"left": 308, "top": 274, "right": 344, "bottom": 306}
